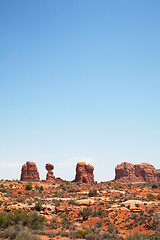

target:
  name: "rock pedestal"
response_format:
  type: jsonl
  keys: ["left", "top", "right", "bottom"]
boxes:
{"left": 45, "top": 163, "right": 55, "bottom": 181}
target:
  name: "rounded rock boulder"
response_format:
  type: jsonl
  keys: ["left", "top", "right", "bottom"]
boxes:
{"left": 45, "top": 163, "right": 54, "bottom": 171}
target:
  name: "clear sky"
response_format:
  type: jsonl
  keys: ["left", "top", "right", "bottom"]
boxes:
{"left": 0, "top": 0, "right": 160, "bottom": 182}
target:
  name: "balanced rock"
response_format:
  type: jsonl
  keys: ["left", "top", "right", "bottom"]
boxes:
{"left": 115, "top": 162, "right": 159, "bottom": 183}
{"left": 20, "top": 161, "right": 40, "bottom": 181}
{"left": 45, "top": 163, "right": 55, "bottom": 181}
{"left": 74, "top": 162, "right": 94, "bottom": 183}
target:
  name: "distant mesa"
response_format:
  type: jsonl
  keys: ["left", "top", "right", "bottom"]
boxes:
{"left": 20, "top": 161, "right": 40, "bottom": 181}
{"left": 45, "top": 163, "right": 55, "bottom": 181}
{"left": 74, "top": 162, "right": 94, "bottom": 183}
{"left": 115, "top": 162, "right": 160, "bottom": 183}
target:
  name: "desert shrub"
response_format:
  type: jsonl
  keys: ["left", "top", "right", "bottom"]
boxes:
{"left": 148, "top": 208, "right": 154, "bottom": 214}
{"left": 0, "top": 184, "right": 6, "bottom": 193}
{"left": 58, "top": 231, "right": 70, "bottom": 237}
{"left": 0, "top": 209, "right": 45, "bottom": 230}
{"left": 94, "top": 220, "right": 102, "bottom": 228}
{"left": 39, "top": 186, "right": 43, "bottom": 192}
{"left": 78, "top": 207, "right": 92, "bottom": 221}
{"left": 101, "top": 231, "right": 121, "bottom": 239}
{"left": 35, "top": 201, "right": 42, "bottom": 211}
{"left": 25, "top": 183, "right": 32, "bottom": 190}
{"left": 148, "top": 232, "right": 160, "bottom": 240}
{"left": 32, "top": 230, "right": 56, "bottom": 237}
{"left": 126, "top": 232, "right": 149, "bottom": 240}
{"left": 121, "top": 203, "right": 125, "bottom": 207}
{"left": 75, "top": 227, "right": 95, "bottom": 238}
{"left": 152, "top": 184, "right": 157, "bottom": 189}
{"left": 2, "top": 225, "right": 42, "bottom": 240}
{"left": 27, "top": 200, "right": 32, "bottom": 205}
{"left": 35, "top": 185, "right": 44, "bottom": 192}
{"left": 16, "top": 196, "right": 25, "bottom": 203}
{"left": 16, "top": 229, "right": 42, "bottom": 240}
{"left": 61, "top": 214, "right": 71, "bottom": 227}
{"left": 92, "top": 207, "right": 107, "bottom": 218}
{"left": 85, "top": 233, "right": 100, "bottom": 240}
{"left": 52, "top": 199, "right": 61, "bottom": 207}
{"left": 147, "top": 193, "right": 154, "bottom": 201}
{"left": 3, "top": 225, "right": 20, "bottom": 239}
{"left": 76, "top": 230, "right": 87, "bottom": 238}
{"left": 50, "top": 216, "right": 59, "bottom": 229}
{"left": 27, "top": 211, "right": 45, "bottom": 230}
{"left": 88, "top": 189, "right": 98, "bottom": 197}
{"left": 68, "top": 199, "right": 77, "bottom": 205}
{"left": 35, "top": 185, "right": 39, "bottom": 190}
{"left": 108, "top": 224, "right": 115, "bottom": 233}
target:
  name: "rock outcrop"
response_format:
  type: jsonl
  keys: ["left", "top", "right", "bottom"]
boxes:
{"left": 74, "top": 162, "right": 94, "bottom": 183}
{"left": 156, "top": 169, "right": 160, "bottom": 181}
{"left": 20, "top": 161, "right": 40, "bottom": 181}
{"left": 45, "top": 163, "right": 55, "bottom": 181}
{"left": 115, "top": 162, "right": 159, "bottom": 182}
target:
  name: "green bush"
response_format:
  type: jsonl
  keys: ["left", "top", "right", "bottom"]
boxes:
{"left": 126, "top": 232, "right": 147, "bottom": 240}
{"left": 25, "top": 183, "right": 32, "bottom": 190}
{"left": 108, "top": 224, "right": 115, "bottom": 233}
{"left": 16, "top": 196, "right": 25, "bottom": 203}
{"left": 3, "top": 225, "right": 19, "bottom": 239}
{"left": 152, "top": 184, "right": 157, "bottom": 189}
{"left": 88, "top": 189, "right": 98, "bottom": 197}
{"left": 16, "top": 229, "right": 42, "bottom": 240}
{"left": 147, "top": 193, "right": 154, "bottom": 201}
{"left": 0, "top": 209, "right": 45, "bottom": 230}
{"left": 0, "top": 184, "right": 6, "bottom": 193}
{"left": 39, "top": 186, "right": 43, "bottom": 192}
{"left": 2, "top": 225, "right": 42, "bottom": 240}
{"left": 85, "top": 233, "right": 100, "bottom": 240}
{"left": 78, "top": 207, "right": 92, "bottom": 221}
{"left": 35, "top": 201, "right": 42, "bottom": 211}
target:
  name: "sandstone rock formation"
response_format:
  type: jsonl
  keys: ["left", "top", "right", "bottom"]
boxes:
{"left": 156, "top": 169, "right": 160, "bottom": 181}
{"left": 45, "top": 163, "right": 55, "bottom": 181}
{"left": 74, "top": 162, "right": 94, "bottom": 183}
{"left": 115, "top": 162, "right": 159, "bottom": 182}
{"left": 20, "top": 161, "right": 40, "bottom": 181}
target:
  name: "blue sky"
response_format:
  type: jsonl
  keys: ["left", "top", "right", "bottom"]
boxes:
{"left": 0, "top": 0, "right": 160, "bottom": 181}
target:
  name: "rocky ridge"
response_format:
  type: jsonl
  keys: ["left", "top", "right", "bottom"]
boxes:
{"left": 115, "top": 162, "right": 160, "bottom": 182}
